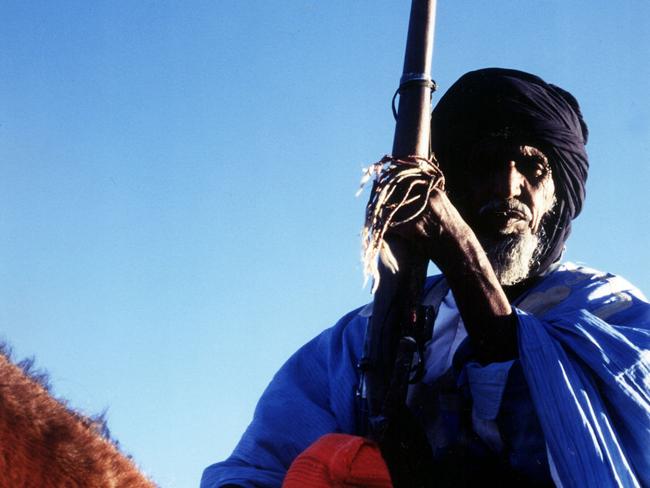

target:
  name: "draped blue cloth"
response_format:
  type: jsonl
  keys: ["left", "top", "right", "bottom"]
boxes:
{"left": 515, "top": 264, "right": 650, "bottom": 487}
{"left": 201, "top": 263, "right": 650, "bottom": 487}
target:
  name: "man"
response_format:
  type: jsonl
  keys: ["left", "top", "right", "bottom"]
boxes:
{"left": 201, "top": 68, "right": 650, "bottom": 487}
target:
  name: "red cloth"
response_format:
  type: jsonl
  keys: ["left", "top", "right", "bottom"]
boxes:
{"left": 282, "top": 433, "right": 393, "bottom": 487}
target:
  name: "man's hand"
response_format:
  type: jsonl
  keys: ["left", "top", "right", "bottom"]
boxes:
{"left": 390, "top": 188, "right": 518, "bottom": 363}
{"left": 389, "top": 188, "right": 472, "bottom": 266}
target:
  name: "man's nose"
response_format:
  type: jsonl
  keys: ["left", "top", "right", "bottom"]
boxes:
{"left": 492, "top": 160, "right": 525, "bottom": 199}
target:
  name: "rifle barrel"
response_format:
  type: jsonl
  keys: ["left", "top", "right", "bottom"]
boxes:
{"left": 392, "top": 0, "right": 437, "bottom": 158}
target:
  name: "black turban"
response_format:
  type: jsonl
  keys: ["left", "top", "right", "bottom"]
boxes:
{"left": 431, "top": 67, "right": 589, "bottom": 274}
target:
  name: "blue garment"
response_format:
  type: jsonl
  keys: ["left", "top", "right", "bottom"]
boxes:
{"left": 201, "top": 263, "right": 650, "bottom": 487}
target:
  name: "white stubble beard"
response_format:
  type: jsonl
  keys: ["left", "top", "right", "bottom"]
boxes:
{"left": 480, "top": 227, "right": 546, "bottom": 286}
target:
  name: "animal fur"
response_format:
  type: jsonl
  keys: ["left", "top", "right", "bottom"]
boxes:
{"left": 0, "top": 345, "right": 156, "bottom": 488}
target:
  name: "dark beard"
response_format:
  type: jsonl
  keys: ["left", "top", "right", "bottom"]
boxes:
{"left": 479, "top": 226, "right": 548, "bottom": 286}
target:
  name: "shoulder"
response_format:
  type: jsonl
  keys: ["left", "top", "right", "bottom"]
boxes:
{"left": 272, "top": 305, "right": 371, "bottom": 394}
{"left": 517, "top": 262, "right": 650, "bottom": 322}
{"left": 548, "top": 262, "right": 646, "bottom": 299}
{"left": 293, "top": 273, "right": 448, "bottom": 371}
{"left": 311, "top": 304, "right": 371, "bottom": 359}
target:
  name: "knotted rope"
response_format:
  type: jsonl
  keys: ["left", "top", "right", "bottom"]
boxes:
{"left": 358, "top": 155, "right": 445, "bottom": 292}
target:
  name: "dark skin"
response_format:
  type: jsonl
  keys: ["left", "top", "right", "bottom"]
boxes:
{"left": 401, "top": 143, "right": 556, "bottom": 363}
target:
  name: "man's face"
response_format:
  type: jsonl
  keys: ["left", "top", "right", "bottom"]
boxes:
{"left": 454, "top": 140, "right": 557, "bottom": 285}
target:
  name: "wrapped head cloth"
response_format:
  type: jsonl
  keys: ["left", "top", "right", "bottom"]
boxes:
{"left": 431, "top": 68, "right": 589, "bottom": 274}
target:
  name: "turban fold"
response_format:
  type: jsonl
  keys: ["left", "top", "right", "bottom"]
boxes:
{"left": 431, "top": 68, "right": 589, "bottom": 274}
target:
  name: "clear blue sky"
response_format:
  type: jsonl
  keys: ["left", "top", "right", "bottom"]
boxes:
{"left": 1, "top": 2, "right": 648, "bottom": 487}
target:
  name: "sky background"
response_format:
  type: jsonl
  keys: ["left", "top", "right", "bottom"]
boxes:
{"left": 1, "top": 1, "right": 649, "bottom": 487}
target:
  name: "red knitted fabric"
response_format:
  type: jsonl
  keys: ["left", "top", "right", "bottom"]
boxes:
{"left": 282, "top": 433, "right": 393, "bottom": 487}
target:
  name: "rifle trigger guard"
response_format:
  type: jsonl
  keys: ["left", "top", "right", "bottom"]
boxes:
{"left": 408, "top": 340, "right": 426, "bottom": 384}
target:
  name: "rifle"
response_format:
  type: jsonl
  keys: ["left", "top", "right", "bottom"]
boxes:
{"left": 358, "top": 1, "right": 439, "bottom": 486}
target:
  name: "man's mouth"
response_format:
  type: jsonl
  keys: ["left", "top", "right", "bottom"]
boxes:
{"left": 492, "top": 208, "right": 527, "bottom": 220}
{"left": 478, "top": 200, "right": 533, "bottom": 232}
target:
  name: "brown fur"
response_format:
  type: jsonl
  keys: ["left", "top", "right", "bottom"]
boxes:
{"left": 0, "top": 348, "right": 156, "bottom": 488}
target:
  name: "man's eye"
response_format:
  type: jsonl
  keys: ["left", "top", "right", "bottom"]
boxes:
{"left": 519, "top": 158, "right": 549, "bottom": 180}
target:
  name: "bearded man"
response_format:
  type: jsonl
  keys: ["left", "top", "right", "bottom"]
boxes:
{"left": 201, "top": 69, "right": 650, "bottom": 487}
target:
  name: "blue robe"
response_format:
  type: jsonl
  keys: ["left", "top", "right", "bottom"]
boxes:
{"left": 201, "top": 263, "right": 650, "bottom": 487}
